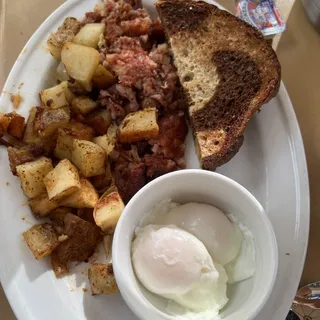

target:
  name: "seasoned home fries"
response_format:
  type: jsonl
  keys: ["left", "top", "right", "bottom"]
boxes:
{"left": 0, "top": 0, "right": 188, "bottom": 296}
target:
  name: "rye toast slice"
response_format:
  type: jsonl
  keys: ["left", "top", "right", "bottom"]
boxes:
{"left": 156, "top": 0, "right": 281, "bottom": 170}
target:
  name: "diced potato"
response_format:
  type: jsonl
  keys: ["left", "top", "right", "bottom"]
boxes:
{"left": 92, "top": 65, "right": 117, "bottom": 89}
{"left": 88, "top": 263, "right": 119, "bottom": 295}
{"left": 28, "top": 193, "right": 59, "bottom": 219}
{"left": 16, "top": 157, "right": 53, "bottom": 198}
{"left": 91, "top": 162, "right": 113, "bottom": 193}
{"left": 47, "top": 17, "right": 80, "bottom": 60}
{"left": 60, "top": 178, "right": 99, "bottom": 208}
{"left": 61, "top": 42, "right": 100, "bottom": 91}
{"left": 71, "top": 96, "right": 97, "bottom": 115}
{"left": 54, "top": 122, "right": 94, "bottom": 161}
{"left": 86, "top": 109, "right": 112, "bottom": 135}
{"left": 73, "top": 23, "right": 105, "bottom": 48}
{"left": 23, "top": 223, "right": 59, "bottom": 260}
{"left": 7, "top": 145, "right": 45, "bottom": 175}
{"left": 92, "top": 123, "right": 117, "bottom": 155}
{"left": 23, "top": 107, "right": 43, "bottom": 145}
{"left": 103, "top": 235, "right": 113, "bottom": 258}
{"left": 0, "top": 112, "right": 11, "bottom": 136}
{"left": 6, "top": 112, "right": 25, "bottom": 139}
{"left": 44, "top": 159, "right": 81, "bottom": 201}
{"left": 33, "top": 106, "right": 70, "bottom": 138}
{"left": 51, "top": 251, "right": 69, "bottom": 278}
{"left": 72, "top": 139, "right": 106, "bottom": 177}
{"left": 118, "top": 108, "right": 159, "bottom": 143}
{"left": 40, "top": 82, "right": 74, "bottom": 109}
{"left": 93, "top": 190, "right": 124, "bottom": 233}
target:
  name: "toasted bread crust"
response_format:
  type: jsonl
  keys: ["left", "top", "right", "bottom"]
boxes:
{"left": 157, "top": 0, "right": 281, "bottom": 170}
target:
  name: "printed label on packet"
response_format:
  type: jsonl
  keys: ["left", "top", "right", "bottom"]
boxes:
{"left": 236, "top": 0, "right": 286, "bottom": 37}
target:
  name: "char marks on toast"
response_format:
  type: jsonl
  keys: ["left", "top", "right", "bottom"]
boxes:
{"left": 156, "top": 0, "right": 281, "bottom": 170}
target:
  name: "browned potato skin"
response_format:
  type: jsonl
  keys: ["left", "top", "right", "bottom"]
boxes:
{"left": 47, "top": 17, "right": 80, "bottom": 60}
{"left": 92, "top": 65, "right": 117, "bottom": 89}
{"left": 23, "top": 223, "right": 60, "bottom": 260}
{"left": 7, "top": 145, "right": 45, "bottom": 175}
{"left": 6, "top": 112, "right": 25, "bottom": 139}
{"left": 0, "top": 112, "right": 11, "bottom": 136}
{"left": 22, "top": 107, "right": 57, "bottom": 153}
{"left": 88, "top": 263, "right": 119, "bottom": 295}
{"left": 33, "top": 106, "right": 70, "bottom": 138}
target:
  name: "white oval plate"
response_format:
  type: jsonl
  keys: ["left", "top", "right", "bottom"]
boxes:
{"left": 0, "top": 1, "right": 309, "bottom": 320}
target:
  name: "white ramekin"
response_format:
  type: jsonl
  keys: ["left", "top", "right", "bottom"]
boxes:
{"left": 113, "top": 169, "right": 278, "bottom": 320}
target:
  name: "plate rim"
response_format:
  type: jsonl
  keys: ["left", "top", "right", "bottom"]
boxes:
{"left": 0, "top": 0, "right": 310, "bottom": 319}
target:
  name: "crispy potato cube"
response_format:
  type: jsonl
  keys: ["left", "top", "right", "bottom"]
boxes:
{"left": 6, "top": 112, "right": 25, "bottom": 139}
{"left": 71, "top": 96, "right": 97, "bottom": 115}
{"left": 16, "top": 157, "right": 53, "bottom": 198}
{"left": 92, "top": 124, "right": 117, "bottom": 156}
{"left": 47, "top": 17, "right": 80, "bottom": 60}
{"left": 61, "top": 42, "right": 100, "bottom": 91}
{"left": 23, "top": 223, "right": 59, "bottom": 260}
{"left": 22, "top": 110, "right": 56, "bottom": 153}
{"left": 40, "top": 82, "right": 73, "bottom": 109}
{"left": 7, "top": 145, "right": 44, "bottom": 175}
{"left": 28, "top": 193, "right": 59, "bottom": 219}
{"left": 51, "top": 251, "right": 69, "bottom": 278}
{"left": 72, "top": 139, "right": 106, "bottom": 177}
{"left": 33, "top": 106, "right": 70, "bottom": 138}
{"left": 92, "top": 65, "right": 117, "bottom": 89}
{"left": 93, "top": 190, "right": 124, "bottom": 233}
{"left": 0, "top": 112, "right": 11, "bottom": 136}
{"left": 60, "top": 178, "right": 99, "bottom": 208}
{"left": 73, "top": 23, "right": 105, "bottom": 48}
{"left": 86, "top": 109, "right": 112, "bottom": 135}
{"left": 88, "top": 263, "right": 119, "bottom": 295}
{"left": 54, "top": 122, "right": 94, "bottom": 161}
{"left": 103, "top": 235, "right": 112, "bottom": 258}
{"left": 118, "top": 108, "right": 159, "bottom": 143}
{"left": 44, "top": 159, "right": 81, "bottom": 201}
